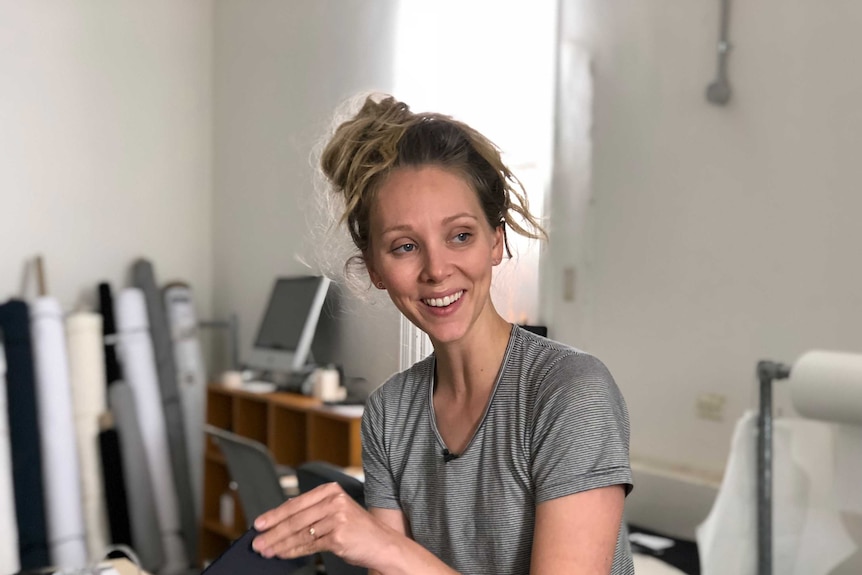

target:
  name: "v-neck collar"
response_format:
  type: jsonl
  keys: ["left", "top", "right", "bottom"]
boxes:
{"left": 426, "top": 326, "right": 519, "bottom": 459}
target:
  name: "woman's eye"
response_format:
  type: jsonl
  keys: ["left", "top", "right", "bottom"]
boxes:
{"left": 392, "top": 243, "right": 416, "bottom": 254}
{"left": 453, "top": 232, "right": 472, "bottom": 243}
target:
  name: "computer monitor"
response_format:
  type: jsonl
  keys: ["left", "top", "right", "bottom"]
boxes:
{"left": 246, "top": 276, "right": 332, "bottom": 374}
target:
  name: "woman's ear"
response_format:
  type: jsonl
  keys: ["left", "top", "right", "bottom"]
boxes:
{"left": 491, "top": 224, "right": 505, "bottom": 265}
{"left": 365, "top": 255, "right": 382, "bottom": 287}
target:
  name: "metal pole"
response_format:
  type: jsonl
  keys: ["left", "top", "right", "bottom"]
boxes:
{"left": 756, "top": 360, "right": 791, "bottom": 575}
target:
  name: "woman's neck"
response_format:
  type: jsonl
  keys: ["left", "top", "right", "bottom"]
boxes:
{"left": 432, "top": 312, "right": 513, "bottom": 401}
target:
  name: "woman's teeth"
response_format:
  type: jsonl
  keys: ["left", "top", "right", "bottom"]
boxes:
{"left": 424, "top": 290, "right": 464, "bottom": 308}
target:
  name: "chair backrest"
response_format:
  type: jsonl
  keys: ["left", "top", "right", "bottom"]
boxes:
{"left": 296, "top": 461, "right": 367, "bottom": 575}
{"left": 204, "top": 425, "right": 287, "bottom": 527}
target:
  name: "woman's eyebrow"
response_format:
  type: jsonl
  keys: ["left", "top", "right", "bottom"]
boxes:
{"left": 381, "top": 214, "right": 478, "bottom": 236}
{"left": 380, "top": 224, "right": 412, "bottom": 236}
{"left": 442, "top": 213, "right": 478, "bottom": 225}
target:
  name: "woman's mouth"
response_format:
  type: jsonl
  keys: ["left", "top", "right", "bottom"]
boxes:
{"left": 422, "top": 290, "right": 464, "bottom": 308}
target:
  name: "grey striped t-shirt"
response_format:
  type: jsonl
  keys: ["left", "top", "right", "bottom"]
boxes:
{"left": 361, "top": 326, "right": 634, "bottom": 574}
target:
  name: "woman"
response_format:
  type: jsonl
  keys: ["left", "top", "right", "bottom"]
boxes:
{"left": 252, "top": 95, "right": 634, "bottom": 574}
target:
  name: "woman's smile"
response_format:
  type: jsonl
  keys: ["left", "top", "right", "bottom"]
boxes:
{"left": 422, "top": 289, "right": 464, "bottom": 308}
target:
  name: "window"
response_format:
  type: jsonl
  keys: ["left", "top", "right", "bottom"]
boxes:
{"left": 394, "top": 0, "right": 557, "bottom": 368}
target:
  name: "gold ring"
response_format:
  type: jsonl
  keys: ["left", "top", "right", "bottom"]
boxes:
{"left": 309, "top": 526, "right": 316, "bottom": 537}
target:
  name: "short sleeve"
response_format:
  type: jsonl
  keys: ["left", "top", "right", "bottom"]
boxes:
{"left": 360, "top": 387, "right": 401, "bottom": 510}
{"left": 530, "top": 353, "right": 632, "bottom": 504}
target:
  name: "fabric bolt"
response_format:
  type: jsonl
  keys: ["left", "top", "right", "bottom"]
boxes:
{"left": 98, "top": 283, "right": 123, "bottom": 385}
{"left": 164, "top": 283, "right": 207, "bottom": 520}
{"left": 98, "top": 421, "right": 132, "bottom": 548}
{"left": 132, "top": 260, "right": 197, "bottom": 562}
{"left": 107, "top": 382, "right": 164, "bottom": 573}
{"left": 30, "top": 297, "right": 89, "bottom": 569}
{"left": 97, "top": 282, "right": 132, "bottom": 547}
{"left": 0, "top": 333, "right": 22, "bottom": 575}
{"left": 30, "top": 297, "right": 87, "bottom": 569}
{"left": 115, "top": 288, "right": 189, "bottom": 574}
{"left": 66, "top": 312, "right": 110, "bottom": 562}
{"left": 362, "top": 326, "right": 634, "bottom": 575}
{"left": 0, "top": 300, "right": 50, "bottom": 569}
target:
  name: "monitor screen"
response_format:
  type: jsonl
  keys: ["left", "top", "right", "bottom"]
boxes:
{"left": 246, "top": 276, "right": 331, "bottom": 374}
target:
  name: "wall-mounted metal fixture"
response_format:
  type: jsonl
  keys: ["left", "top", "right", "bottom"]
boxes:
{"left": 706, "top": 0, "right": 732, "bottom": 106}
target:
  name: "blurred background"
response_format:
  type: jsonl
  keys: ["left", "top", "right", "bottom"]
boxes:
{"left": 2, "top": 0, "right": 861, "bottom": 571}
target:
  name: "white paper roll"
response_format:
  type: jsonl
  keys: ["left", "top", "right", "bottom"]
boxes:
{"left": 30, "top": 297, "right": 88, "bottom": 569}
{"left": 0, "top": 338, "right": 21, "bottom": 575}
{"left": 789, "top": 350, "right": 862, "bottom": 426}
{"left": 114, "top": 289, "right": 189, "bottom": 573}
{"left": 696, "top": 412, "right": 855, "bottom": 575}
{"left": 66, "top": 312, "right": 109, "bottom": 562}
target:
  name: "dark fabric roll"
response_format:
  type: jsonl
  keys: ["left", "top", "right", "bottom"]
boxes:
{"left": 98, "top": 283, "right": 122, "bottom": 385}
{"left": 98, "top": 424, "right": 132, "bottom": 547}
{"left": 96, "top": 284, "right": 135, "bottom": 557}
{"left": 0, "top": 299, "right": 50, "bottom": 569}
{"left": 131, "top": 259, "right": 197, "bottom": 563}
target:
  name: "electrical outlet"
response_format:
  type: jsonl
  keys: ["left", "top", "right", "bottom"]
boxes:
{"left": 696, "top": 393, "right": 726, "bottom": 421}
{"left": 562, "top": 267, "right": 576, "bottom": 302}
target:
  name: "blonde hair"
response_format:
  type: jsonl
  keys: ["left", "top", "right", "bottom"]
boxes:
{"left": 319, "top": 94, "right": 546, "bottom": 280}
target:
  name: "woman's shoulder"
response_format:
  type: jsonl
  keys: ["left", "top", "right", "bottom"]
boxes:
{"left": 511, "top": 325, "right": 613, "bottom": 383}
{"left": 365, "top": 353, "right": 435, "bottom": 409}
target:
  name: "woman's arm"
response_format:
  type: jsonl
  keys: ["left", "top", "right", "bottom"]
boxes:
{"left": 367, "top": 507, "right": 461, "bottom": 575}
{"left": 530, "top": 484, "right": 626, "bottom": 574}
{"left": 251, "top": 483, "right": 459, "bottom": 575}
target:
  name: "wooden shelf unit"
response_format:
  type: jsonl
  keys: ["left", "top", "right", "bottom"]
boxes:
{"left": 199, "top": 385, "right": 363, "bottom": 565}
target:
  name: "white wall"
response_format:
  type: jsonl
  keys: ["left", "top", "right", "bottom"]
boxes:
{"left": 552, "top": 0, "right": 862, "bottom": 534}
{"left": 0, "top": 1, "right": 213, "bottom": 316}
{"left": 212, "top": 0, "right": 402, "bottom": 387}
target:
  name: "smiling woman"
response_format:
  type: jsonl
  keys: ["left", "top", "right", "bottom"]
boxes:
{"left": 366, "top": 166, "right": 505, "bottom": 347}
{"left": 250, "top": 94, "right": 635, "bottom": 575}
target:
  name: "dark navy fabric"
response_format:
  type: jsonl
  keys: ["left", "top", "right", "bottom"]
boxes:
{"left": 98, "top": 283, "right": 133, "bottom": 546}
{"left": 99, "top": 426, "right": 132, "bottom": 547}
{"left": 0, "top": 299, "right": 50, "bottom": 569}
{"left": 98, "top": 283, "right": 122, "bottom": 385}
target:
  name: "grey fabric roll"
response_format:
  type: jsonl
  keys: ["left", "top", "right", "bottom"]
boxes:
{"left": 114, "top": 289, "right": 188, "bottom": 573}
{"left": 131, "top": 259, "right": 197, "bottom": 563}
{"left": 108, "top": 382, "right": 164, "bottom": 574}
{"left": 164, "top": 283, "right": 206, "bottom": 521}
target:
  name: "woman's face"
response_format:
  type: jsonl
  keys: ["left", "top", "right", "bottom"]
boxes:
{"left": 365, "top": 165, "right": 504, "bottom": 346}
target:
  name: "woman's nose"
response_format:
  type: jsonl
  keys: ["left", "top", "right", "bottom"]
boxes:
{"left": 419, "top": 245, "right": 452, "bottom": 284}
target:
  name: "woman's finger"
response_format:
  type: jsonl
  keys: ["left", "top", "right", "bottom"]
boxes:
{"left": 254, "top": 481, "right": 340, "bottom": 531}
{"left": 252, "top": 499, "right": 329, "bottom": 556}
{"left": 263, "top": 500, "right": 352, "bottom": 561}
{"left": 252, "top": 482, "right": 347, "bottom": 555}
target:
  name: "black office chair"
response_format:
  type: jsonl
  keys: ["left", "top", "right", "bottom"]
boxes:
{"left": 204, "top": 425, "right": 314, "bottom": 573}
{"left": 296, "top": 461, "right": 367, "bottom": 575}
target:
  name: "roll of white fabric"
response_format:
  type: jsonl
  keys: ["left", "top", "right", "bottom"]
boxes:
{"left": 66, "top": 312, "right": 109, "bottom": 563}
{"left": 114, "top": 289, "right": 189, "bottom": 573}
{"left": 697, "top": 411, "right": 855, "bottom": 575}
{"left": 0, "top": 337, "right": 21, "bottom": 575}
{"left": 164, "top": 283, "right": 207, "bottom": 520}
{"left": 30, "top": 297, "right": 88, "bottom": 569}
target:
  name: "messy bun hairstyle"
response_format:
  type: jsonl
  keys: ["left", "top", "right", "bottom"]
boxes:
{"left": 320, "top": 94, "right": 546, "bottom": 275}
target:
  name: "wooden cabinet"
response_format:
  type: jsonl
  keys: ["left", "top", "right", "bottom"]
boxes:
{"left": 199, "top": 385, "right": 363, "bottom": 565}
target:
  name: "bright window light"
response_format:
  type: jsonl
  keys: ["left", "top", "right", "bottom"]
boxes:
{"left": 394, "top": 1, "right": 557, "bottom": 367}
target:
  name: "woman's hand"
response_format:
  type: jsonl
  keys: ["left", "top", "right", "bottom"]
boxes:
{"left": 251, "top": 481, "right": 392, "bottom": 569}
